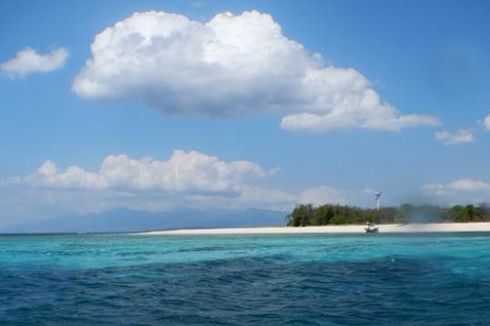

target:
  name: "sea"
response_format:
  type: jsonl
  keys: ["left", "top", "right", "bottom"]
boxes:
{"left": 1, "top": 232, "right": 490, "bottom": 325}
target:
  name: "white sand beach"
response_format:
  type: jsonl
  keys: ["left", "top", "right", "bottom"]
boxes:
{"left": 140, "top": 222, "right": 490, "bottom": 235}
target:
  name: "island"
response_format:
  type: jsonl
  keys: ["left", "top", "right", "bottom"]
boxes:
{"left": 285, "top": 203, "right": 490, "bottom": 226}
{"left": 140, "top": 203, "right": 490, "bottom": 235}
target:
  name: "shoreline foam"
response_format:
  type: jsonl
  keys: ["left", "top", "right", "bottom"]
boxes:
{"left": 138, "top": 222, "right": 490, "bottom": 235}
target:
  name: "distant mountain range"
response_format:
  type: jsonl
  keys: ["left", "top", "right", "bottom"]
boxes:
{"left": 2, "top": 208, "right": 288, "bottom": 233}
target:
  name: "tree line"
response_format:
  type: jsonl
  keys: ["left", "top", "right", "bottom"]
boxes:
{"left": 285, "top": 203, "right": 490, "bottom": 226}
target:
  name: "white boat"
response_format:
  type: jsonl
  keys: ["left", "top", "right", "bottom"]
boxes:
{"left": 365, "top": 223, "right": 379, "bottom": 233}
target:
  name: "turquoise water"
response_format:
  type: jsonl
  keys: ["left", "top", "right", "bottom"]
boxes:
{"left": 1, "top": 233, "right": 490, "bottom": 325}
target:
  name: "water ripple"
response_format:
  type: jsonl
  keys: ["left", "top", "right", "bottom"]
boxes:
{"left": 1, "top": 233, "right": 490, "bottom": 325}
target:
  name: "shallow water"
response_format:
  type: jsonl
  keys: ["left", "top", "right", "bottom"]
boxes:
{"left": 1, "top": 233, "right": 490, "bottom": 325}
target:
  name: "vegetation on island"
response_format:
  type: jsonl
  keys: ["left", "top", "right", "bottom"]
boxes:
{"left": 285, "top": 203, "right": 490, "bottom": 226}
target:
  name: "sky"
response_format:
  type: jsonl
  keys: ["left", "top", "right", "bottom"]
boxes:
{"left": 1, "top": 0, "right": 490, "bottom": 227}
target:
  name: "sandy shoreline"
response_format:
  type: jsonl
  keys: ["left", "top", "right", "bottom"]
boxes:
{"left": 139, "top": 222, "right": 490, "bottom": 235}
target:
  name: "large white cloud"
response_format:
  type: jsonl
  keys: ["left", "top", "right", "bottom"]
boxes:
{"left": 435, "top": 129, "right": 475, "bottom": 145}
{"left": 73, "top": 10, "right": 438, "bottom": 132}
{"left": 1, "top": 47, "right": 68, "bottom": 77}
{"left": 5, "top": 150, "right": 266, "bottom": 193}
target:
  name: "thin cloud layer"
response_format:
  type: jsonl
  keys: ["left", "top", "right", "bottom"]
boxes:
{"left": 422, "top": 179, "right": 490, "bottom": 205}
{"left": 435, "top": 129, "right": 475, "bottom": 145}
{"left": 73, "top": 10, "right": 438, "bottom": 132}
{"left": 299, "top": 185, "right": 346, "bottom": 206}
{"left": 484, "top": 114, "right": 490, "bottom": 130}
{"left": 1, "top": 47, "right": 68, "bottom": 77}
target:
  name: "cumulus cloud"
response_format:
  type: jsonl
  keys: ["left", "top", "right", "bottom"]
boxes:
{"left": 5, "top": 150, "right": 266, "bottom": 193}
{"left": 1, "top": 149, "right": 359, "bottom": 219}
{"left": 422, "top": 178, "right": 490, "bottom": 205}
{"left": 1, "top": 47, "right": 68, "bottom": 77}
{"left": 435, "top": 129, "right": 475, "bottom": 145}
{"left": 73, "top": 10, "right": 438, "bottom": 132}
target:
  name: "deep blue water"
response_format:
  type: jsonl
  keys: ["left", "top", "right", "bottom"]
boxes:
{"left": 1, "top": 233, "right": 490, "bottom": 325}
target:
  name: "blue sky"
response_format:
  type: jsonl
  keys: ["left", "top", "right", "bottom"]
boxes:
{"left": 1, "top": 0, "right": 490, "bottom": 226}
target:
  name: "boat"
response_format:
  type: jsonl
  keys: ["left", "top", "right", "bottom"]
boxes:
{"left": 365, "top": 222, "right": 379, "bottom": 233}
